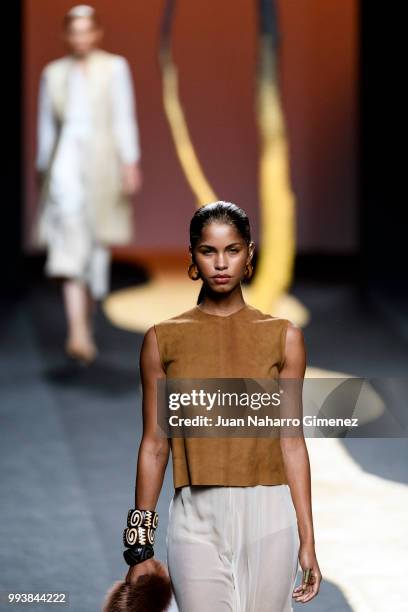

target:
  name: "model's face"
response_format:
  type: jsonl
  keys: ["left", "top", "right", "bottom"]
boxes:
{"left": 192, "top": 222, "right": 254, "bottom": 294}
{"left": 64, "top": 17, "right": 102, "bottom": 57}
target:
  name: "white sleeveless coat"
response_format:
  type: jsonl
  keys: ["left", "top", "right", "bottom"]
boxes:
{"left": 32, "top": 48, "right": 140, "bottom": 248}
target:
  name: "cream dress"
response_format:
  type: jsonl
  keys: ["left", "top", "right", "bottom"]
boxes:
{"left": 35, "top": 53, "right": 140, "bottom": 299}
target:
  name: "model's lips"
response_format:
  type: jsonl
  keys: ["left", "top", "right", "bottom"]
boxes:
{"left": 213, "top": 275, "right": 231, "bottom": 284}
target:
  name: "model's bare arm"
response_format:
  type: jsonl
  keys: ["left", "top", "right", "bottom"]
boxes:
{"left": 279, "top": 323, "right": 322, "bottom": 603}
{"left": 134, "top": 326, "right": 170, "bottom": 508}
{"left": 126, "top": 326, "right": 170, "bottom": 582}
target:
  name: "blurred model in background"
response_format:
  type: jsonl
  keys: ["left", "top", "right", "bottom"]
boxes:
{"left": 33, "top": 4, "right": 142, "bottom": 364}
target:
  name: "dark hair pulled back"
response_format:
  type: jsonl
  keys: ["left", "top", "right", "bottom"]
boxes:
{"left": 189, "top": 201, "right": 252, "bottom": 304}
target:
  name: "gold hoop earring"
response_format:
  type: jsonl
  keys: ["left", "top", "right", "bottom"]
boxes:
{"left": 188, "top": 263, "right": 200, "bottom": 281}
{"left": 244, "top": 262, "right": 253, "bottom": 280}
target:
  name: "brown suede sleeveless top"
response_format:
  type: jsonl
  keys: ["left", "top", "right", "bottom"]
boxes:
{"left": 154, "top": 303, "right": 290, "bottom": 489}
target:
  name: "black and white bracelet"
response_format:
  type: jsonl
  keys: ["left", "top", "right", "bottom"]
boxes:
{"left": 127, "top": 508, "right": 159, "bottom": 530}
{"left": 123, "top": 526, "right": 156, "bottom": 547}
{"left": 123, "top": 508, "right": 159, "bottom": 566}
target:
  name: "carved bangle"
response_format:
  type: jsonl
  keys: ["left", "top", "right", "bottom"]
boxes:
{"left": 127, "top": 508, "right": 159, "bottom": 530}
{"left": 123, "top": 526, "right": 156, "bottom": 548}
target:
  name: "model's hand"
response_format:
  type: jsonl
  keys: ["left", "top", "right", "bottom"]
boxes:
{"left": 125, "top": 558, "right": 163, "bottom": 584}
{"left": 121, "top": 162, "right": 142, "bottom": 197}
{"left": 292, "top": 543, "right": 322, "bottom": 603}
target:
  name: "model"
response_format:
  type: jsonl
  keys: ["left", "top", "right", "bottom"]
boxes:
{"left": 32, "top": 4, "right": 142, "bottom": 364}
{"left": 122, "top": 201, "right": 322, "bottom": 611}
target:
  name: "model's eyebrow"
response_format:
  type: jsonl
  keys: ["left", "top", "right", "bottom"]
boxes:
{"left": 198, "top": 242, "right": 242, "bottom": 249}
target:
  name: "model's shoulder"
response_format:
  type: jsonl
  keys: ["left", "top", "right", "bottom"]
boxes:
{"left": 42, "top": 55, "right": 71, "bottom": 75}
{"left": 154, "top": 306, "right": 200, "bottom": 329}
{"left": 104, "top": 51, "right": 129, "bottom": 68}
{"left": 283, "top": 320, "right": 304, "bottom": 347}
{"left": 143, "top": 325, "right": 157, "bottom": 342}
{"left": 111, "top": 52, "right": 128, "bottom": 63}
{"left": 98, "top": 53, "right": 131, "bottom": 80}
{"left": 246, "top": 304, "right": 292, "bottom": 326}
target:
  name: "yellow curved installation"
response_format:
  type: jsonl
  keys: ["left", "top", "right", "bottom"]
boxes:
{"left": 247, "top": 37, "right": 296, "bottom": 311}
{"left": 159, "top": 48, "right": 217, "bottom": 205}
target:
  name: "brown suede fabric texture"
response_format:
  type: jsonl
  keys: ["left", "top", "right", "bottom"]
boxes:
{"left": 154, "top": 303, "right": 290, "bottom": 489}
